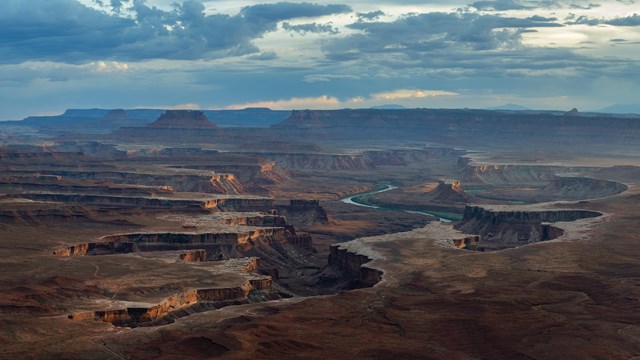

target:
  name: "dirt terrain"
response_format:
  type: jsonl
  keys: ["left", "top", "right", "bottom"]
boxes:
{"left": 1, "top": 109, "right": 640, "bottom": 359}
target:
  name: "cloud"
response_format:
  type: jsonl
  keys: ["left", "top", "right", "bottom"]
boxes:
{"left": 94, "top": 60, "right": 129, "bottom": 72}
{"left": 571, "top": 13, "right": 640, "bottom": 26}
{"left": 303, "top": 74, "right": 360, "bottom": 83}
{"left": 247, "top": 51, "right": 278, "bottom": 61}
{"left": 0, "top": 0, "right": 352, "bottom": 64}
{"left": 224, "top": 95, "right": 342, "bottom": 110}
{"left": 324, "top": 11, "right": 563, "bottom": 61}
{"left": 223, "top": 89, "right": 459, "bottom": 110}
{"left": 469, "top": 0, "right": 601, "bottom": 11}
{"left": 356, "top": 10, "right": 385, "bottom": 21}
{"left": 282, "top": 22, "right": 339, "bottom": 34}
{"left": 470, "top": 0, "right": 534, "bottom": 11}
{"left": 371, "top": 89, "right": 459, "bottom": 100}
{"left": 239, "top": 2, "right": 351, "bottom": 22}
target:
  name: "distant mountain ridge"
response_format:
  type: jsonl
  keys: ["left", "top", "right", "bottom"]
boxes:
{"left": 597, "top": 104, "right": 640, "bottom": 114}
{"left": 7, "top": 108, "right": 291, "bottom": 134}
{"left": 486, "top": 103, "right": 530, "bottom": 111}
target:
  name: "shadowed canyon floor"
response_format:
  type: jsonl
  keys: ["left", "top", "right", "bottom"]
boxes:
{"left": 1, "top": 109, "right": 640, "bottom": 359}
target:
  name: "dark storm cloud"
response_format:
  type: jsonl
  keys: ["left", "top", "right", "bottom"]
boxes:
{"left": 571, "top": 13, "right": 640, "bottom": 26}
{"left": 239, "top": 2, "right": 350, "bottom": 22}
{"left": 318, "top": 9, "right": 640, "bottom": 84}
{"left": 0, "top": 0, "right": 351, "bottom": 64}
{"left": 327, "top": 11, "right": 563, "bottom": 57}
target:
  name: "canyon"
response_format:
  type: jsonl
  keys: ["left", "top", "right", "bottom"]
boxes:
{"left": 1, "top": 108, "right": 640, "bottom": 359}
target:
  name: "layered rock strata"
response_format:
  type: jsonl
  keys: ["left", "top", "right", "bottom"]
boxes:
{"left": 69, "top": 279, "right": 273, "bottom": 327}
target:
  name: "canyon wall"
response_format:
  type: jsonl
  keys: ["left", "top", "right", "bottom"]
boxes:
{"left": 275, "top": 199, "right": 330, "bottom": 227}
{"left": 53, "top": 228, "right": 289, "bottom": 256}
{"left": 10, "top": 193, "right": 274, "bottom": 212}
{"left": 455, "top": 205, "right": 601, "bottom": 251}
{"left": 328, "top": 245, "right": 382, "bottom": 288}
{"left": 69, "top": 280, "right": 272, "bottom": 327}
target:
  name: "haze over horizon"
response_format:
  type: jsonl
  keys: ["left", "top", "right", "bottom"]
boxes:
{"left": 1, "top": 0, "right": 639, "bottom": 120}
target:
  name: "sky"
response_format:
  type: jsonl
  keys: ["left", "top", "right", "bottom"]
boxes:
{"left": 1, "top": 0, "right": 639, "bottom": 120}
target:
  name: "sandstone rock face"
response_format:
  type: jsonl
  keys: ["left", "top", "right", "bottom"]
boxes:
{"left": 451, "top": 235, "right": 481, "bottom": 250}
{"left": 148, "top": 110, "right": 218, "bottom": 129}
{"left": 180, "top": 249, "right": 208, "bottom": 262}
{"left": 71, "top": 281, "right": 267, "bottom": 327}
{"left": 210, "top": 174, "right": 245, "bottom": 194}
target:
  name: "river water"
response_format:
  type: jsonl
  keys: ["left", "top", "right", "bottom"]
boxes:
{"left": 340, "top": 184, "right": 452, "bottom": 223}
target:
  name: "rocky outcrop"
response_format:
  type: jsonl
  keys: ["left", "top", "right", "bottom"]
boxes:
{"left": 180, "top": 249, "right": 208, "bottom": 262}
{"left": 328, "top": 245, "right": 382, "bottom": 288}
{"left": 424, "top": 180, "right": 473, "bottom": 204}
{"left": 210, "top": 174, "right": 245, "bottom": 194}
{"left": 451, "top": 235, "right": 481, "bottom": 250}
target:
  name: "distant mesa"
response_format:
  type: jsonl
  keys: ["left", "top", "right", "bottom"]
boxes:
{"left": 565, "top": 108, "right": 580, "bottom": 116}
{"left": 148, "top": 110, "right": 218, "bottom": 129}
{"left": 102, "top": 109, "right": 130, "bottom": 121}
